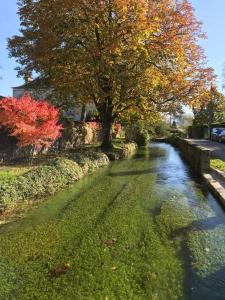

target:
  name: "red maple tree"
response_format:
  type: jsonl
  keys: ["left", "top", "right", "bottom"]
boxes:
{"left": 0, "top": 94, "right": 62, "bottom": 150}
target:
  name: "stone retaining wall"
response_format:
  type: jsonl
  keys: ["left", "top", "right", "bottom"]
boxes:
{"left": 171, "top": 138, "right": 225, "bottom": 208}
{"left": 60, "top": 121, "right": 102, "bottom": 150}
{"left": 173, "top": 138, "right": 211, "bottom": 174}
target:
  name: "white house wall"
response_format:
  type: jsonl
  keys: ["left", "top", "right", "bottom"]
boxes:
{"left": 13, "top": 88, "right": 50, "bottom": 100}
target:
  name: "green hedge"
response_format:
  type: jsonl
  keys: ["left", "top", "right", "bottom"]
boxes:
{"left": 125, "top": 126, "right": 149, "bottom": 146}
{"left": 134, "top": 132, "right": 149, "bottom": 146}
{"left": 68, "top": 151, "right": 110, "bottom": 174}
{"left": 0, "top": 152, "right": 109, "bottom": 211}
{"left": 121, "top": 142, "right": 138, "bottom": 158}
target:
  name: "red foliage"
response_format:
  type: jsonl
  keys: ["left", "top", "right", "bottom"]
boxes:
{"left": 86, "top": 121, "right": 101, "bottom": 130}
{"left": 114, "top": 122, "right": 121, "bottom": 135}
{"left": 0, "top": 94, "right": 62, "bottom": 149}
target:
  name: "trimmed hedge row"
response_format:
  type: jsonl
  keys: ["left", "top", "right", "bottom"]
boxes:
{"left": 121, "top": 142, "right": 138, "bottom": 158}
{"left": 0, "top": 152, "right": 109, "bottom": 211}
{"left": 102, "top": 142, "right": 138, "bottom": 161}
{"left": 68, "top": 151, "right": 109, "bottom": 174}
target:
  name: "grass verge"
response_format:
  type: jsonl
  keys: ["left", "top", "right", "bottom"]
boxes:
{"left": 0, "top": 166, "right": 32, "bottom": 183}
{"left": 211, "top": 159, "right": 225, "bottom": 172}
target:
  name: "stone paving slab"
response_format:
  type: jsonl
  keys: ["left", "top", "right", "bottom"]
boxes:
{"left": 203, "top": 172, "right": 225, "bottom": 207}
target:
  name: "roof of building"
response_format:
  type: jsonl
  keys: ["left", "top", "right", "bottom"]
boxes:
{"left": 12, "top": 83, "right": 29, "bottom": 89}
{"left": 12, "top": 78, "right": 49, "bottom": 89}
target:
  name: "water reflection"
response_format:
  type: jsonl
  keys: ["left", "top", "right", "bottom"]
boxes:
{"left": 152, "top": 142, "right": 189, "bottom": 185}
{"left": 149, "top": 142, "right": 225, "bottom": 300}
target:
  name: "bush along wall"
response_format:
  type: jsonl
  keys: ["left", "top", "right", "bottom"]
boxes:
{"left": 68, "top": 151, "right": 110, "bottom": 175}
{"left": 102, "top": 142, "right": 138, "bottom": 161}
{"left": 121, "top": 142, "right": 138, "bottom": 158}
{"left": 0, "top": 152, "right": 109, "bottom": 211}
{"left": 125, "top": 125, "right": 149, "bottom": 146}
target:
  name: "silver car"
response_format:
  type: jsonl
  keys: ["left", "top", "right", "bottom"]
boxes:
{"left": 218, "top": 129, "right": 225, "bottom": 143}
{"left": 211, "top": 128, "right": 224, "bottom": 141}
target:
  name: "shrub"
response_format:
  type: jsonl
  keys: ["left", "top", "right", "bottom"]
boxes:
{"left": 0, "top": 94, "right": 62, "bottom": 149}
{"left": 121, "top": 142, "right": 138, "bottom": 158}
{"left": 125, "top": 127, "right": 149, "bottom": 146}
{"left": 153, "top": 121, "right": 170, "bottom": 138}
{"left": 0, "top": 158, "right": 83, "bottom": 210}
{"left": 135, "top": 132, "right": 149, "bottom": 146}
{"left": 0, "top": 152, "right": 109, "bottom": 211}
{"left": 68, "top": 152, "right": 109, "bottom": 174}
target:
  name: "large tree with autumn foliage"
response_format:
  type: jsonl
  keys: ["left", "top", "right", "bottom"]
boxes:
{"left": 9, "top": 0, "right": 214, "bottom": 147}
{"left": 193, "top": 86, "right": 225, "bottom": 127}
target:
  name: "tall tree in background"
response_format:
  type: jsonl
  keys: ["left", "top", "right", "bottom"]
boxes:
{"left": 9, "top": 0, "right": 214, "bottom": 147}
{"left": 193, "top": 86, "right": 225, "bottom": 127}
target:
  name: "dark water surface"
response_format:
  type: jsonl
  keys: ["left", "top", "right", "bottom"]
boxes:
{"left": 0, "top": 143, "right": 225, "bottom": 299}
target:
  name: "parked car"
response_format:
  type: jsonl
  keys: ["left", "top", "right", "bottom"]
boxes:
{"left": 211, "top": 128, "right": 224, "bottom": 141}
{"left": 218, "top": 130, "right": 225, "bottom": 143}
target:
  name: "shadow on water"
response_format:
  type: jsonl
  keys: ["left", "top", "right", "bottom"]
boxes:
{"left": 172, "top": 212, "right": 225, "bottom": 300}
{"left": 150, "top": 142, "right": 225, "bottom": 300}
{"left": 174, "top": 216, "right": 225, "bottom": 236}
{"left": 191, "top": 267, "right": 225, "bottom": 300}
{"left": 108, "top": 168, "right": 157, "bottom": 177}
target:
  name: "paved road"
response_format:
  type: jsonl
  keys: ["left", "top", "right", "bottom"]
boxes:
{"left": 187, "top": 139, "right": 225, "bottom": 161}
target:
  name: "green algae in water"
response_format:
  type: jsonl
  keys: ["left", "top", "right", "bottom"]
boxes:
{"left": 0, "top": 152, "right": 184, "bottom": 299}
{"left": 0, "top": 144, "right": 225, "bottom": 299}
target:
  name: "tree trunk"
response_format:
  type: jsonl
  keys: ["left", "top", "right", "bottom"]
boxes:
{"left": 29, "top": 145, "right": 36, "bottom": 165}
{"left": 98, "top": 77, "right": 114, "bottom": 148}
{"left": 80, "top": 104, "right": 86, "bottom": 122}
{"left": 101, "top": 119, "right": 113, "bottom": 148}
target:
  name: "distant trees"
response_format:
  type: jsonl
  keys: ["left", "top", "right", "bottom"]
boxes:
{"left": 8, "top": 0, "right": 214, "bottom": 148}
{"left": 0, "top": 94, "right": 62, "bottom": 153}
{"left": 193, "top": 86, "right": 225, "bottom": 127}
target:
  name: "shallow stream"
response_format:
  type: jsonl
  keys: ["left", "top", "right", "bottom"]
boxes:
{"left": 0, "top": 143, "right": 225, "bottom": 299}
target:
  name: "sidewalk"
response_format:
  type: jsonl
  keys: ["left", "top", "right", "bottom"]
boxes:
{"left": 186, "top": 139, "right": 225, "bottom": 161}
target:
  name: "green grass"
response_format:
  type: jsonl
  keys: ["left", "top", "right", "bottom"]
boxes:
{"left": 211, "top": 159, "right": 225, "bottom": 172}
{"left": 0, "top": 166, "right": 31, "bottom": 183}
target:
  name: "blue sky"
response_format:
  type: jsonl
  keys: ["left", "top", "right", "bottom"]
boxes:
{"left": 190, "top": 0, "right": 225, "bottom": 90}
{"left": 0, "top": 1, "right": 225, "bottom": 96}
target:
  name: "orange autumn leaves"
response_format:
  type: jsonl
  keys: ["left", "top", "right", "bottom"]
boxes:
{"left": 9, "top": 0, "right": 214, "bottom": 122}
